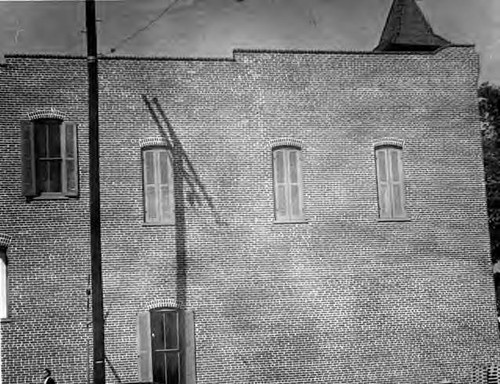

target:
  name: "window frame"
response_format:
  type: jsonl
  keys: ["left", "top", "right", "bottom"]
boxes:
{"left": 142, "top": 146, "right": 175, "bottom": 225}
{"left": 272, "top": 145, "right": 305, "bottom": 223}
{"left": 374, "top": 145, "right": 408, "bottom": 221}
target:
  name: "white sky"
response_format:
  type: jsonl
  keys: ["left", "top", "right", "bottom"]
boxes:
{"left": 0, "top": 0, "right": 499, "bottom": 83}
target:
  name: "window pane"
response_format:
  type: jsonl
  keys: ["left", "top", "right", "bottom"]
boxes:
{"left": 144, "top": 151, "right": 155, "bottom": 185}
{"left": 392, "top": 184, "right": 404, "bottom": 217}
{"left": 35, "top": 124, "right": 47, "bottom": 158}
{"left": 48, "top": 160, "right": 62, "bottom": 192}
{"left": 160, "top": 186, "right": 172, "bottom": 221}
{"left": 290, "top": 184, "right": 301, "bottom": 218}
{"left": 275, "top": 150, "right": 285, "bottom": 183}
{"left": 376, "top": 150, "right": 387, "bottom": 182}
{"left": 276, "top": 185, "right": 287, "bottom": 218}
{"left": 390, "top": 149, "right": 400, "bottom": 182}
{"left": 289, "top": 150, "right": 298, "bottom": 183}
{"left": 159, "top": 151, "right": 170, "bottom": 185}
{"left": 378, "top": 183, "right": 390, "bottom": 218}
{"left": 48, "top": 123, "right": 61, "bottom": 157}
{"left": 37, "top": 161, "right": 48, "bottom": 192}
{"left": 146, "top": 186, "right": 158, "bottom": 220}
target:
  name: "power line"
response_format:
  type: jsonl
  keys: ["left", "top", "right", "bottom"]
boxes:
{"left": 108, "top": 0, "right": 182, "bottom": 54}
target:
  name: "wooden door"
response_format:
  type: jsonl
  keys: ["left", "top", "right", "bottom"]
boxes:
{"left": 151, "top": 308, "right": 181, "bottom": 384}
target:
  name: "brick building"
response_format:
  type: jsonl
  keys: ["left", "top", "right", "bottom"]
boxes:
{"left": 1, "top": 0, "right": 499, "bottom": 383}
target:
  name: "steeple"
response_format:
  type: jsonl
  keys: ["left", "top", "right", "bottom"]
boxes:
{"left": 374, "top": 0, "right": 450, "bottom": 52}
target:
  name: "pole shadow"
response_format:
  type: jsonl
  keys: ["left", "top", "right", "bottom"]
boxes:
{"left": 142, "top": 95, "right": 227, "bottom": 305}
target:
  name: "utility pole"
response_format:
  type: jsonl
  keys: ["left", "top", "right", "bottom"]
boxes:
{"left": 85, "top": 0, "right": 105, "bottom": 383}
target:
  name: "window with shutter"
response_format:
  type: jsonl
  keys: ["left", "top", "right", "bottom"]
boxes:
{"left": 142, "top": 147, "right": 175, "bottom": 224}
{"left": 273, "top": 146, "right": 304, "bottom": 222}
{"left": 375, "top": 145, "right": 407, "bottom": 220}
{"left": 21, "top": 119, "right": 79, "bottom": 199}
{"left": 137, "top": 308, "right": 196, "bottom": 384}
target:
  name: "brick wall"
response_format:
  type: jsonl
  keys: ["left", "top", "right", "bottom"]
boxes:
{"left": 0, "top": 57, "right": 91, "bottom": 383}
{"left": 1, "top": 46, "right": 499, "bottom": 384}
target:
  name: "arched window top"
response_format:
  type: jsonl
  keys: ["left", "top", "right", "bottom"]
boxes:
{"left": 270, "top": 137, "right": 303, "bottom": 150}
{"left": 373, "top": 138, "right": 405, "bottom": 149}
{"left": 27, "top": 108, "right": 66, "bottom": 121}
{"left": 139, "top": 137, "right": 170, "bottom": 149}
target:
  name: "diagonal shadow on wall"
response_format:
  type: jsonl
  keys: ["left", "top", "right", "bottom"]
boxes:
{"left": 142, "top": 95, "right": 227, "bottom": 305}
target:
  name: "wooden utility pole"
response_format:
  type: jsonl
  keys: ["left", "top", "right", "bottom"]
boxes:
{"left": 85, "top": 0, "right": 105, "bottom": 383}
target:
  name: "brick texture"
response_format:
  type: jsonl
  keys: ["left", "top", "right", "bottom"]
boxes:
{"left": 1, "top": 46, "right": 499, "bottom": 384}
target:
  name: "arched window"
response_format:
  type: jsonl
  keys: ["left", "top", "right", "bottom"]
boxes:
{"left": 142, "top": 146, "right": 174, "bottom": 224}
{"left": 273, "top": 146, "right": 304, "bottom": 222}
{"left": 21, "top": 118, "right": 78, "bottom": 198}
{"left": 375, "top": 145, "right": 407, "bottom": 220}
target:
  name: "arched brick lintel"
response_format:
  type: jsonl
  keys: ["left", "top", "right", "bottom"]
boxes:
{"left": 0, "top": 234, "right": 12, "bottom": 251}
{"left": 27, "top": 108, "right": 67, "bottom": 121}
{"left": 139, "top": 137, "right": 170, "bottom": 149}
{"left": 373, "top": 138, "right": 405, "bottom": 149}
{"left": 142, "top": 298, "right": 184, "bottom": 312}
{"left": 270, "top": 137, "right": 303, "bottom": 149}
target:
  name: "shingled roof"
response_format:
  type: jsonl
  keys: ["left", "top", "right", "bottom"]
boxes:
{"left": 374, "top": 0, "right": 450, "bottom": 52}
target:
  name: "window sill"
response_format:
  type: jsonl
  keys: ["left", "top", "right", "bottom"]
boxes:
{"left": 143, "top": 222, "right": 176, "bottom": 227}
{"left": 1, "top": 317, "right": 13, "bottom": 324}
{"left": 273, "top": 219, "right": 309, "bottom": 224}
{"left": 377, "top": 217, "right": 411, "bottom": 222}
{"left": 31, "top": 194, "right": 71, "bottom": 201}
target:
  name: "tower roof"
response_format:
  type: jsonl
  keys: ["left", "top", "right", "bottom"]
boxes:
{"left": 374, "top": 0, "right": 450, "bottom": 52}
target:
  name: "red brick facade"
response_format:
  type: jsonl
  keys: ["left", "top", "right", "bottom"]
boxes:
{"left": 1, "top": 46, "right": 499, "bottom": 384}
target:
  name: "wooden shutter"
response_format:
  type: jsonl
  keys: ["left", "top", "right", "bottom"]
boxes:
{"left": 288, "top": 149, "right": 303, "bottom": 220}
{"left": 376, "top": 148, "right": 391, "bottom": 219}
{"left": 388, "top": 148, "right": 406, "bottom": 218}
{"left": 62, "top": 122, "right": 79, "bottom": 197}
{"left": 143, "top": 150, "right": 159, "bottom": 222}
{"left": 179, "top": 309, "right": 196, "bottom": 384}
{"left": 273, "top": 149, "right": 288, "bottom": 221}
{"left": 159, "top": 150, "right": 174, "bottom": 223}
{"left": 137, "top": 311, "right": 153, "bottom": 382}
{"left": 21, "top": 120, "right": 36, "bottom": 197}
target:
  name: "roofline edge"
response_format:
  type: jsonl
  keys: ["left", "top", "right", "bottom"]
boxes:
{"left": 1, "top": 44, "right": 475, "bottom": 62}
